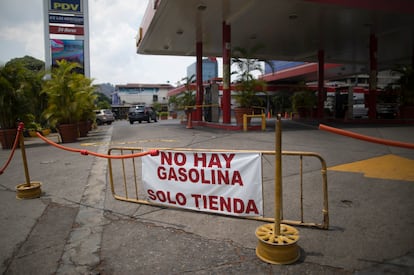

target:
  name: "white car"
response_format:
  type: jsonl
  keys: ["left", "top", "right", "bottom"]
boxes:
{"left": 352, "top": 98, "right": 368, "bottom": 118}
{"left": 95, "top": 109, "right": 115, "bottom": 125}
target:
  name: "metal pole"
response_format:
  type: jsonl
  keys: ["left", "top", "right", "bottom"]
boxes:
{"left": 300, "top": 155, "right": 304, "bottom": 223}
{"left": 275, "top": 115, "right": 282, "bottom": 235}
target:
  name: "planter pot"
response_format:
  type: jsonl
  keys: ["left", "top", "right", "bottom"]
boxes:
{"left": 400, "top": 106, "right": 414, "bottom": 119}
{"left": 160, "top": 116, "right": 168, "bottom": 120}
{"left": 0, "top": 128, "right": 18, "bottom": 149}
{"left": 28, "top": 130, "right": 38, "bottom": 137}
{"left": 58, "top": 123, "right": 78, "bottom": 143}
{"left": 28, "top": 129, "right": 50, "bottom": 138}
{"left": 78, "top": 121, "right": 90, "bottom": 137}
{"left": 234, "top": 107, "right": 253, "bottom": 125}
{"left": 41, "top": 129, "right": 51, "bottom": 136}
{"left": 296, "top": 107, "right": 311, "bottom": 118}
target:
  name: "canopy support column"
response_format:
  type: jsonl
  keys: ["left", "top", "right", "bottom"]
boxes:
{"left": 368, "top": 33, "right": 378, "bottom": 119}
{"left": 195, "top": 41, "right": 203, "bottom": 121}
{"left": 222, "top": 22, "right": 231, "bottom": 124}
{"left": 317, "top": 50, "right": 325, "bottom": 118}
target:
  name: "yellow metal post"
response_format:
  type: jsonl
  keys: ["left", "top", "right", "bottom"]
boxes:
{"left": 275, "top": 115, "right": 282, "bottom": 235}
{"left": 16, "top": 123, "right": 42, "bottom": 199}
{"left": 255, "top": 115, "right": 300, "bottom": 264}
{"left": 19, "top": 126, "right": 31, "bottom": 187}
{"left": 186, "top": 111, "right": 193, "bottom": 129}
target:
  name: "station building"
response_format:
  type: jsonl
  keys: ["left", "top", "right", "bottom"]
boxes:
{"left": 111, "top": 83, "right": 174, "bottom": 119}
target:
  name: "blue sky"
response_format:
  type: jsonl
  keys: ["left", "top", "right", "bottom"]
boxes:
{"left": 0, "top": 0, "right": 201, "bottom": 85}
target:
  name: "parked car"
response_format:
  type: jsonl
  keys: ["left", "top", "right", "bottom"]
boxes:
{"left": 95, "top": 109, "right": 115, "bottom": 125}
{"left": 377, "top": 103, "right": 399, "bottom": 119}
{"left": 352, "top": 98, "right": 368, "bottom": 118}
{"left": 128, "top": 105, "right": 158, "bottom": 124}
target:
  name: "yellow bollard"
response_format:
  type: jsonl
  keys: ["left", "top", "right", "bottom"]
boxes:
{"left": 261, "top": 113, "right": 266, "bottom": 131}
{"left": 243, "top": 114, "right": 248, "bottom": 131}
{"left": 186, "top": 111, "right": 193, "bottom": 129}
{"left": 15, "top": 123, "right": 42, "bottom": 199}
{"left": 255, "top": 115, "right": 300, "bottom": 264}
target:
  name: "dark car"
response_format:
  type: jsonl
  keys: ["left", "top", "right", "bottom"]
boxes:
{"left": 128, "top": 106, "right": 157, "bottom": 124}
{"left": 377, "top": 103, "right": 399, "bottom": 119}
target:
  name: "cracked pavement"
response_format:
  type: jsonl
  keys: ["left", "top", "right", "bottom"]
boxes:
{"left": 0, "top": 119, "right": 413, "bottom": 274}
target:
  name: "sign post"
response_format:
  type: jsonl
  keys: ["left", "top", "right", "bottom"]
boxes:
{"left": 43, "top": 0, "right": 90, "bottom": 77}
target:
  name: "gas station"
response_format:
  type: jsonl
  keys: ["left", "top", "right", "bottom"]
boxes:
{"left": 2, "top": 0, "right": 414, "bottom": 272}
{"left": 136, "top": 0, "right": 414, "bottom": 123}
{"left": 134, "top": 0, "right": 414, "bottom": 264}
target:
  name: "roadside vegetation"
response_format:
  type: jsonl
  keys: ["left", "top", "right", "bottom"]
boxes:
{"left": 0, "top": 55, "right": 111, "bottom": 132}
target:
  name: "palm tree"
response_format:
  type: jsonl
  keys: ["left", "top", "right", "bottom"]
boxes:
{"left": 42, "top": 60, "right": 96, "bottom": 142}
{"left": 231, "top": 45, "right": 273, "bottom": 124}
{"left": 42, "top": 60, "right": 94, "bottom": 126}
{"left": 179, "top": 74, "right": 196, "bottom": 111}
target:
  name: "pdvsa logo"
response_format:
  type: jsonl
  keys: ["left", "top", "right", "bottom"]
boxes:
{"left": 50, "top": 0, "right": 82, "bottom": 13}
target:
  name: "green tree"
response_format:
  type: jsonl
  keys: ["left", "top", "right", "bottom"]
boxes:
{"left": 0, "top": 62, "right": 33, "bottom": 129}
{"left": 7, "top": 56, "right": 45, "bottom": 72}
{"left": 95, "top": 92, "right": 111, "bottom": 109}
{"left": 0, "top": 56, "right": 46, "bottom": 129}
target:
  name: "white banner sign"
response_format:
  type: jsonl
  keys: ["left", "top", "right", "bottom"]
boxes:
{"left": 142, "top": 150, "right": 263, "bottom": 217}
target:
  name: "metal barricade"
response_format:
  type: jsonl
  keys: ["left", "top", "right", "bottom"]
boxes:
{"left": 108, "top": 147, "right": 329, "bottom": 229}
{"left": 243, "top": 113, "right": 266, "bottom": 131}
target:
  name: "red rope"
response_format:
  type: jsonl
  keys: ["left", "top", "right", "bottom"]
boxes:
{"left": 35, "top": 132, "right": 159, "bottom": 159}
{"left": 319, "top": 124, "right": 414, "bottom": 149}
{"left": 0, "top": 124, "right": 23, "bottom": 175}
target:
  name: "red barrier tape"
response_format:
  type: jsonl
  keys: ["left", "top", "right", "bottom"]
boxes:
{"left": 0, "top": 124, "right": 23, "bottom": 175}
{"left": 35, "top": 132, "right": 159, "bottom": 159}
{"left": 319, "top": 124, "right": 414, "bottom": 150}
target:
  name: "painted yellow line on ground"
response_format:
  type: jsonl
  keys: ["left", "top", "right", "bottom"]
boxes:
{"left": 329, "top": 154, "right": 414, "bottom": 182}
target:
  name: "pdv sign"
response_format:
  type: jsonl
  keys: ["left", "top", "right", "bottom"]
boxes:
{"left": 50, "top": 0, "right": 82, "bottom": 13}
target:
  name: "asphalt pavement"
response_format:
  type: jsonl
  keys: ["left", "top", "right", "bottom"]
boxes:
{"left": 0, "top": 118, "right": 413, "bottom": 274}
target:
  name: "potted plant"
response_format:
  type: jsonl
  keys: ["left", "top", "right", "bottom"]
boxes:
{"left": 166, "top": 96, "right": 178, "bottom": 119}
{"left": 0, "top": 63, "right": 31, "bottom": 149}
{"left": 74, "top": 76, "right": 97, "bottom": 137}
{"left": 291, "top": 90, "right": 317, "bottom": 118}
{"left": 391, "top": 65, "right": 414, "bottom": 119}
{"left": 42, "top": 60, "right": 94, "bottom": 143}
{"left": 231, "top": 45, "right": 271, "bottom": 125}
{"left": 159, "top": 111, "right": 169, "bottom": 120}
{"left": 25, "top": 115, "right": 41, "bottom": 137}
{"left": 174, "top": 75, "right": 196, "bottom": 123}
